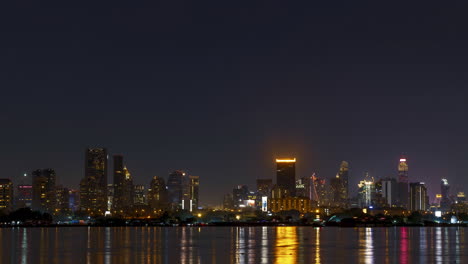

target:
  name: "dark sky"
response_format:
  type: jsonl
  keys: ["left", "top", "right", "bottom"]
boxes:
{"left": 2, "top": 1, "right": 468, "bottom": 205}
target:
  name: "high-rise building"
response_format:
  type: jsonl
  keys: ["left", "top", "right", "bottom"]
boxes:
{"left": 276, "top": 158, "right": 296, "bottom": 197}
{"left": 133, "top": 185, "right": 146, "bottom": 206}
{"left": 295, "top": 177, "right": 311, "bottom": 198}
{"left": 338, "top": 161, "right": 349, "bottom": 200}
{"left": 440, "top": 178, "right": 451, "bottom": 210}
{"left": 0, "top": 179, "right": 14, "bottom": 213}
{"left": 233, "top": 185, "right": 249, "bottom": 208}
{"left": 397, "top": 157, "right": 409, "bottom": 208}
{"left": 167, "top": 170, "right": 186, "bottom": 210}
{"left": 188, "top": 176, "right": 199, "bottom": 212}
{"left": 256, "top": 179, "right": 273, "bottom": 197}
{"left": 223, "top": 193, "right": 234, "bottom": 210}
{"left": 55, "top": 185, "right": 70, "bottom": 215}
{"left": 15, "top": 184, "right": 33, "bottom": 209}
{"left": 68, "top": 189, "right": 80, "bottom": 212}
{"left": 112, "top": 155, "right": 134, "bottom": 215}
{"left": 381, "top": 178, "right": 398, "bottom": 207}
{"left": 32, "top": 169, "right": 56, "bottom": 213}
{"left": 80, "top": 148, "right": 108, "bottom": 216}
{"left": 357, "top": 174, "right": 375, "bottom": 208}
{"left": 410, "top": 182, "right": 428, "bottom": 211}
{"left": 312, "top": 175, "right": 329, "bottom": 206}
{"left": 148, "top": 176, "right": 168, "bottom": 212}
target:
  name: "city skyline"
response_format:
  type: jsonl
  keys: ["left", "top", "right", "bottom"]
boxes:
{"left": 3, "top": 150, "right": 464, "bottom": 207}
{"left": 2, "top": 2, "right": 468, "bottom": 206}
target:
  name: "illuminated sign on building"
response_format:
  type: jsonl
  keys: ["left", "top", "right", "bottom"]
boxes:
{"left": 262, "top": 196, "right": 268, "bottom": 212}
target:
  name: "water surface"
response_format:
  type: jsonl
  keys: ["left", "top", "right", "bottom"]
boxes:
{"left": 1, "top": 226, "right": 466, "bottom": 263}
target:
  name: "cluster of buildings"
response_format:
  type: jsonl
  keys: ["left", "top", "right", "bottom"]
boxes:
{"left": 0, "top": 148, "right": 200, "bottom": 218}
{"left": 223, "top": 157, "right": 467, "bottom": 216}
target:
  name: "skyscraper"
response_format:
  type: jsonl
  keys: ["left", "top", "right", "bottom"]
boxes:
{"left": 80, "top": 148, "right": 108, "bottom": 216}
{"left": 112, "top": 155, "right": 134, "bottom": 215}
{"left": 256, "top": 179, "right": 273, "bottom": 197}
{"left": 410, "top": 182, "right": 427, "bottom": 211}
{"left": 440, "top": 178, "right": 451, "bottom": 210}
{"left": 133, "top": 185, "right": 146, "bottom": 206}
{"left": 396, "top": 157, "right": 409, "bottom": 208}
{"left": 166, "top": 170, "right": 185, "bottom": 210}
{"left": 148, "top": 176, "right": 168, "bottom": 212}
{"left": 338, "top": 161, "right": 349, "bottom": 200}
{"left": 357, "top": 174, "right": 375, "bottom": 208}
{"left": 32, "top": 168, "right": 56, "bottom": 213}
{"left": 55, "top": 185, "right": 70, "bottom": 215}
{"left": 188, "top": 175, "right": 199, "bottom": 212}
{"left": 0, "top": 179, "right": 14, "bottom": 213}
{"left": 15, "top": 184, "right": 33, "bottom": 209}
{"left": 381, "top": 178, "right": 398, "bottom": 207}
{"left": 276, "top": 158, "right": 296, "bottom": 197}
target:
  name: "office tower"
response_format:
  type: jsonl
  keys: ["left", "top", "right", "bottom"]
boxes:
{"left": 440, "top": 178, "right": 451, "bottom": 210}
{"left": 410, "top": 182, "right": 428, "bottom": 211}
{"left": 133, "top": 185, "right": 146, "bottom": 206}
{"left": 0, "top": 179, "right": 14, "bottom": 213}
{"left": 32, "top": 168, "right": 56, "bottom": 213}
{"left": 55, "top": 186, "right": 70, "bottom": 215}
{"left": 188, "top": 176, "right": 199, "bottom": 212}
{"left": 276, "top": 158, "right": 296, "bottom": 197}
{"left": 80, "top": 148, "right": 108, "bottom": 216}
{"left": 107, "top": 184, "right": 114, "bottom": 212}
{"left": 338, "top": 161, "right": 349, "bottom": 200}
{"left": 68, "top": 189, "right": 80, "bottom": 212}
{"left": 223, "top": 193, "right": 234, "bottom": 210}
{"left": 167, "top": 170, "right": 186, "bottom": 210}
{"left": 357, "top": 175, "right": 375, "bottom": 208}
{"left": 148, "top": 176, "right": 168, "bottom": 212}
{"left": 256, "top": 179, "right": 273, "bottom": 197}
{"left": 381, "top": 178, "right": 398, "bottom": 207}
{"left": 330, "top": 176, "right": 345, "bottom": 207}
{"left": 112, "top": 155, "right": 134, "bottom": 215}
{"left": 311, "top": 175, "right": 328, "bottom": 206}
{"left": 397, "top": 157, "right": 409, "bottom": 208}
{"left": 233, "top": 185, "right": 249, "bottom": 208}
{"left": 15, "top": 184, "right": 33, "bottom": 209}
{"left": 295, "top": 177, "right": 311, "bottom": 198}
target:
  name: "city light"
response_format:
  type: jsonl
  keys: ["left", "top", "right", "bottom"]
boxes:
{"left": 275, "top": 158, "right": 296, "bottom": 163}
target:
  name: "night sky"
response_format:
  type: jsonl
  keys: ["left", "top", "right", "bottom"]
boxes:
{"left": 2, "top": 2, "right": 468, "bottom": 205}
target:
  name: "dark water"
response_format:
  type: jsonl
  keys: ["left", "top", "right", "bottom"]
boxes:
{"left": 0, "top": 226, "right": 466, "bottom": 263}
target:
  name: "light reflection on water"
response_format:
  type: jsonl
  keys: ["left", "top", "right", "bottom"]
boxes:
{"left": 0, "top": 226, "right": 467, "bottom": 263}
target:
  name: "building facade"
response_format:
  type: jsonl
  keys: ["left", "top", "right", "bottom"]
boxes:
{"left": 0, "top": 179, "right": 14, "bottom": 213}
{"left": 409, "top": 182, "right": 428, "bottom": 211}
{"left": 276, "top": 158, "right": 296, "bottom": 197}
{"left": 32, "top": 168, "right": 56, "bottom": 213}
{"left": 80, "top": 148, "right": 108, "bottom": 216}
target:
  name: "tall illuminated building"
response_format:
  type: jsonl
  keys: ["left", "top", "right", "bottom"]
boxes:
{"left": 148, "top": 176, "right": 168, "bottom": 212}
{"left": 397, "top": 157, "right": 409, "bottom": 208}
{"left": 276, "top": 158, "right": 296, "bottom": 197}
{"left": 381, "top": 178, "right": 398, "bottom": 207}
{"left": 312, "top": 175, "right": 328, "bottom": 206}
{"left": 338, "top": 161, "right": 349, "bottom": 200}
{"left": 16, "top": 184, "right": 33, "bottom": 209}
{"left": 357, "top": 173, "right": 375, "bottom": 208}
{"left": 409, "top": 182, "right": 427, "bottom": 211}
{"left": 167, "top": 170, "right": 186, "bottom": 210}
{"left": 55, "top": 185, "right": 70, "bottom": 215}
{"left": 80, "top": 148, "right": 108, "bottom": 216}
{"left": 112, "top": 155, "right": 134, "bottom": 215}
{"left": 188, "top": 175, "right": 199, "bottom": 211}
{"left": 32, "top": 168, "right": 56, "bottom": 213}
{"left": 440, "top": 178, "right": 451, "bottom": 210}
{"left": 256, "top": 179, "right": 273, "bottom": 197}
{"left": 0, "top": 179, "right": 14, "bottom": 213}
{"left": 133, "top": 185, "right": 146, "bottom": 206}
